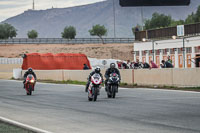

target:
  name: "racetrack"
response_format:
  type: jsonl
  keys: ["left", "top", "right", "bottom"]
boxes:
{"left": 0, "top": 80, "right": 200, "bottom": 133}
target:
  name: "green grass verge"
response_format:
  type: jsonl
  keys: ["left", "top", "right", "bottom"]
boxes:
{"left": 38, "top": 79, "right": 87, "bottom": 86}
{"left": 120, "top": 83, "right": 200, "bottom": 92}
{"left": 0, "top": 121, "right": 35, "bottom": 133}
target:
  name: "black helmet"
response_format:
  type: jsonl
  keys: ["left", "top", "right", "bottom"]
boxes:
{"left": 28, "top": 68, "right": 33, "bottom": 73}
{"left": 95, "top": 66, "right": 100, "bottom": 73}
{"left": 110, "top": 63, "right": 116, "bottom": 69}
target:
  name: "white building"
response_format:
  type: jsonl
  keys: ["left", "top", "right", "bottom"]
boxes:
{"left": 133, "top": 36, "right": 200, "bottom": 68}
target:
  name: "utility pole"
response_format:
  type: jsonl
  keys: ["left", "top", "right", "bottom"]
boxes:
{"left": 152, "top": 40, "right": 155, "bottom": 62}
{"left": 113, "top": 0, "right": 116, "bottom": 38}
{"left": 141, "top": 6, "right": 144, "bottom": 30}
{"left": 33, "top": 0, "right": 35, "bottom": 10}
{"left": 183, "top": 37, "right": 186, "bottom": 68}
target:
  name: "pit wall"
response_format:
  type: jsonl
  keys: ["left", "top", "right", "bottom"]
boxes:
{"left": 134, "top": 68, "right": 200, "bottom": 87}
{"left": 1, "top": 64, "right": 200, "bottom": 87}
{"left": 0, "top": 64, "right": 21, "bottom": 79}
{"left": 21, "top": 69, "right": 134, "bottom": 84}
{"left": 23, "top": 68, "right": 200, "bottom": 87}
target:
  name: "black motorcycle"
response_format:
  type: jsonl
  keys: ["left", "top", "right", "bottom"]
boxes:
{"left": 106, "top": 73, "right": 120, "bottom": 98}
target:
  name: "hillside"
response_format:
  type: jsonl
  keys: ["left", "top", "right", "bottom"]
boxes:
{"left": 2, "top": 0, "right": 200, "bottom": 38}
{"left": 0, "top": 43, "right": 134, "bottom": 61}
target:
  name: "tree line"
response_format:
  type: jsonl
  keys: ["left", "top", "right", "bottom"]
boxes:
{"left": 0, "top": 23, "right": 107, "bottom": 43}
{"left": 133, "top": 5, "right": 200, "bottom": 31}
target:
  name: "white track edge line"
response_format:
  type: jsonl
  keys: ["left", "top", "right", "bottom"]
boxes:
{"left": 0, "top": 116, "right": 53, "bottom": 133}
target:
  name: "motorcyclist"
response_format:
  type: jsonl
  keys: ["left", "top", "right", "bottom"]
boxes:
{"left": 23, "top": 68, "right": 37, "bottom": 88}
{"left": 104, "top": 63, "right": 121, "bottom": 92}
{"left": 85, "top": 66, "right": 103, "bottom": 92}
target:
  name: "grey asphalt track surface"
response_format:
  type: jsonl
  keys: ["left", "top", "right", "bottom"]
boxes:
{"left": 0, "top": 80, "right": 200, "bottom": 133}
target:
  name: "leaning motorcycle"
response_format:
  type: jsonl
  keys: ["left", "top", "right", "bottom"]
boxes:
{"left": 106, "top": 73, "right": 120, "bottom": 98}
{"left": 88, "top": 73, "right": 102, "bottom": 101}
{"left": 24, "top": 74, "right": 36, "bottom": 95}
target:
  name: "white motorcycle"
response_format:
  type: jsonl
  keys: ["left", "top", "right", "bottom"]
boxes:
{"left": 88, "top": 73, "right": 103, "bottom": 101}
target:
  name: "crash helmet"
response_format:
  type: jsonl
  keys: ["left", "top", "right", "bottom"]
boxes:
{"left": 110, "top": 63, "right": 116, "bottom": 69}
{"left": 28, "top": 68, "right": 33, "bottom": 73}
{"left": 95, "top": 66, "right": 101, "bottom": 73}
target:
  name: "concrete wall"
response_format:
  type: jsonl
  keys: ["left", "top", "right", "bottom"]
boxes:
{"left": 172, "top": 68, "right": 200, "bottom": 86}
{"left": 134, "top": 68, "right": 200, "bottom": 87}
{"left": 134, "top": 69, "right": 173, "bottom": 86}
{"left": 21, "top": 69, "right": 134, "bottom": 84}
{"left": 0, "top": 64, "right": 21, "bottom": 79}
{"left": 1, "top": 63, "right": 200, "bottom": 87}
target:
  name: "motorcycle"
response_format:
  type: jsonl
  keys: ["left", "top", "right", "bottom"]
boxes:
{"left": 88, "top": 73, "right": 102, "bottom": 101}
{"left": 24, "top": 74, "right": 36, "bottom": 95}
{"left": 106, "top": 73, "right": 120, "bottom": 98}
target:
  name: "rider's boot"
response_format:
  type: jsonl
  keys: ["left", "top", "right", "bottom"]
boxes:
{"left": 85, "top": 87, "right": 88, "bottom": 92}
{"left": 85, "top": 82, "right": 90, "bottom": 92}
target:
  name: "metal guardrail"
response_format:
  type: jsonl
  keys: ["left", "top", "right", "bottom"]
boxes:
{"left": 0, "top": 38, "right": 134, "bottom": 44}
{"left": 0, "top": 58, "right": 23, "bottom": 64}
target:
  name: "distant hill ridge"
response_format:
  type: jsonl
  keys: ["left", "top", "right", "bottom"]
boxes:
{"left": 2, "top": 0, "right": 200, "bottom": 38}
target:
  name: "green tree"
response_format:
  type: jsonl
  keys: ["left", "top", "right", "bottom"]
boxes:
{"left": 194, "top": 5, "right": 200, "bottom": 22}
{"left": 27, "top": 30, "right": 38, "bottom": 39}
{"left": 144, "top": 12, "right": 173, "bottom": 30}
{"left": 170, "top": 19, "right": 185, "bottom": 27}
{"left": 89, "top": 24, "right": 107, "bottom": 44}
{"left": 184, "top": 5, "right": 200, "bottom": 24}
{"left": 0, "top": 23, "right": 17, "bottom": 39}
{"left": 185, "top": 13, "right": 195, "bottom": 24}
{"left": 61, "top": 26, "right": 76, "bottom": 39}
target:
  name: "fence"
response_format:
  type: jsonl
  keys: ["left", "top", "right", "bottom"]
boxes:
{"left": 0, "top": 38, "right": 134, "bottom": 44}
{"left": 135, "top": 22, "right": 200, "bottom": 41}
{"left": 0, "top": 58, "right": 23, "bottom": 64}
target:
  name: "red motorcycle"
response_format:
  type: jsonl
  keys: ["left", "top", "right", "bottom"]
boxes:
{"left": 24, "top": 74, "right": 36, "bottom": 95}
{"left": 88, "top": 73, "right": 102, "bottom": 101}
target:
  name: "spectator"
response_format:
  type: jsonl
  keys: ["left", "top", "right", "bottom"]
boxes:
{"left": 134, "top": 26, "right": 139, "bottom": 32}
{"left": 150, "top": 60, "right": 158, "bottom": 68}
{"left": 83, "top": 64, "right": 89, "bottom": 70}
{"left": 161, "top": 60, "right": 173, "bottom": 68}
{"left": 143, "top": 62, "right": 151, "bottom": 69}
{"left": 117, "top": 61, "right": 122, "bottom": 69}
{"left": 130, "top": 61, "right": 135, "bottom": 69}
{"left": 134, "top": 59, "right": 140, "bottom": 69}
{"left": 122, "top": 62, "right": 129, "bottom": 69}
{"left": 127, "top": 60, "right": 131, "bottom": 69}
{"left": 167, "top": 56, "right": 172, "bottom": 64}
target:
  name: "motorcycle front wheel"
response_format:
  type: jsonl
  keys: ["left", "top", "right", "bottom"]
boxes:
{"left": 88, "top": 97, "right": 93, "bottom": 101}
{"left": 93, "top": 87, "right": 98, "bottom": 101}
{"left": 112, "top": 85, "right": 116, "bottom": 98}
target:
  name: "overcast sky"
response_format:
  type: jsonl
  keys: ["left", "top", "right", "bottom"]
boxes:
{"left": 0, "top": 0, "right": 105, "bottom": 22}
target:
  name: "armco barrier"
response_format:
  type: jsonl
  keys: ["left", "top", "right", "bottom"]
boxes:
{"left": 0, "top": 38, "right": 134, "bottom": 44}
